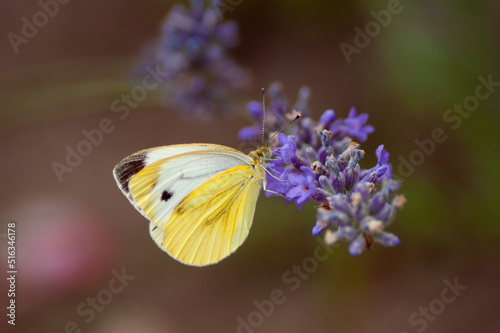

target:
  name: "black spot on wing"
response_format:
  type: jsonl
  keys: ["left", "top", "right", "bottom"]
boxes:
{"left": 161, "top": 190, "right": 173, "bottom": 202}
{"left": 114, "top": 153, "right": 146, "bottom": 193}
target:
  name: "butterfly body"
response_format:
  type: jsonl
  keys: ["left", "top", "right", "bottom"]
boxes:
{"left": 113, "top": 143, "right": 269, "bottom": 266}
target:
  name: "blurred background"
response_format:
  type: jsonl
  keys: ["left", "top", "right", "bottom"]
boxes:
{"left": 1, "top": 0, "right": 499, "bottom": 332}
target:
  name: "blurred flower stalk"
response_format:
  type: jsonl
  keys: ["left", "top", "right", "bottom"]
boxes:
{"left": 136, "top": 0, "right": 249, "bottom": 120}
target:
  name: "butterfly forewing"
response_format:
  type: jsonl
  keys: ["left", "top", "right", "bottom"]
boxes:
{"left": 114, "top": 144, "right": 245, "bottom": 198}
{"left": 114, "top": 145, "right": 253, "bottom": 228}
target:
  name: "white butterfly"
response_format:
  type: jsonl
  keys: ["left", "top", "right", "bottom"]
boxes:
{"left": 113, "top": 143, "right": 270, "bottom": 266}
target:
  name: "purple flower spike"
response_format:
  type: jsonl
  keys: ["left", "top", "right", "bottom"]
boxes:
{"left": 240, "top": 83, "right": 405, "bottom": 255}
{"left": 135, "top": 0, "right": 249, "bottom": 120}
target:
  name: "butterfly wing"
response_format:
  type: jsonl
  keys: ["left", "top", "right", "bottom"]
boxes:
{"left": 113, "top": 143, "right": 266, "bottom": 266}
{"left": 155, "top": 164, "right": 265, "bottom": 266}
{"left": 113, "top": 144, "right": 250, "bottom": 227}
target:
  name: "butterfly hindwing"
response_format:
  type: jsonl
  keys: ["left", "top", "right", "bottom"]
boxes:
{"left": 161, "top": 164, "right": 265, "bottom": 266}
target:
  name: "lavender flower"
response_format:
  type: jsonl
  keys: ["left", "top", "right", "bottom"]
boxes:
{"left": 241, "top": 83, "right": 406, "bottom": 255}
{"left": 287, "top": 167, "right": 317, "bottom": 210}
{"left": 137, "top": 0, "right": 249, "bottom": 119}
{"left": 341, "top": 107, "right": 375, "bottom": 142}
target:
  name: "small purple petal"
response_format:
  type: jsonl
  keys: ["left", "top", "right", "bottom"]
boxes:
{"left": 247, "top": 101, "right": 263, "bottom": 121}
{"left": 238, "top": 126, "right": 261, "bottom": 141}
{"left": 349, "top": 235, "right": 366, "bottom": 255}
{"left": 312, "top": 223, "right": 325, "bottom": 236}
{"left": 373, "top": 232, "right": 400, "bottom": 247}
{"left": 318, "top": 109, "right": 336, "bottom": 128}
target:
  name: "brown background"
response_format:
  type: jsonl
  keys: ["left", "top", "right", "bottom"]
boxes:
{"left": 1, "top": 1, "right": 499, "bottom": 332}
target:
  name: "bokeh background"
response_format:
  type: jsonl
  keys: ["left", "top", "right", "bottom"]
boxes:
{"left": 1, "top": 0, "right": 499, "bottom": 332}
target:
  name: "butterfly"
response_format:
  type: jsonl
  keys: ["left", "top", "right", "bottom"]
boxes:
{"left": 113, "top": 142, "right": 271, "bottom": 266}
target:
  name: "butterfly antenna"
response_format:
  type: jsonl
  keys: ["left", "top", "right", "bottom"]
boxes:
{"left": 265, "top": 111, "right": 301, "bottom": 146}
{"left": 261, "top": 87, "right": 266, "bottom": 146}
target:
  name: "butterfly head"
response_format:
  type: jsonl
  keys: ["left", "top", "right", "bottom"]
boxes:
{"left": 248, "top": 109, "right": 301, "bottom": 166}
{"left": 248, "top": 144, "right": 271, "bottom": 166}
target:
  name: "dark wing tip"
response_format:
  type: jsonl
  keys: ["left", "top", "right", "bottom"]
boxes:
{"left": 113, "top": 152, "right": 147, "bottom": 193}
